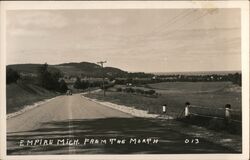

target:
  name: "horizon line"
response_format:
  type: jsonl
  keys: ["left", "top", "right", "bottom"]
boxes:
{"left": 6, "top": 62, "right": 241, "bottom": 74}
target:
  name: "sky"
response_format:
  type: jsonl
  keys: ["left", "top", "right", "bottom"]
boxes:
{"left": 6, "top": 9, "right": 241, "bottom": 73}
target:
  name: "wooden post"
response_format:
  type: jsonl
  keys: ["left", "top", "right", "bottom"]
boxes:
{"left": 225, "top": 104, "right": 231, "bottom": 124}
{"left": 162, "top": 104, "right": 167, "bottom": 114}
{"left": 88, "top": 77, "right": 90, "bottom": 94}
{"left": 97, "top": 61, "right": 107, "bottom": 97}
{"left": 185, "top": 102, "right": 190, "bottom": 118}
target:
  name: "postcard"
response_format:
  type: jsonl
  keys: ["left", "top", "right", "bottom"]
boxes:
{"left": 0, "top": 1, "right": 249, "bottom": 160}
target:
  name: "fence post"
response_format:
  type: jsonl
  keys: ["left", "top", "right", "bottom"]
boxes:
{"left": 225, "top": 104, "right": 231, "bottom": 124}
{"left": 185, "top": 102, "right": 190, "bottom": 118}
{"left": 162, "top": 104, "right": 167, "bottom": 114}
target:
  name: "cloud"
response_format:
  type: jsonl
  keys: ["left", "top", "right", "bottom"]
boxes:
{"left": 6, "top": 9, "right": 241, "bottom": 72}
{"left": 8, "top": 11, "right": 68, "bottom": 29}
{"left": 75, "top": 15, "right": 126, "bottom": 26}
{"left": 7, "top": 11, "right": 69, "bottom": 37}
{"left": 7, "top": 28, "right": 49, "bottom": 37}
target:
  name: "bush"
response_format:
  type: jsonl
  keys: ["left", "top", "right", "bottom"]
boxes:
{"left": 145, "top": 89, "right": 156, "bottom": 95}
{"left": 135, "top": 88, "right": 145, "bottom": 94}
{"left": 37, "top": 63, "right": 66, "bottom": 93}
{"left": 6, "top": 68, "right": 20, "bottom": 84}
{"left": 124, "top": 87, "right": 135, "bottom": 93}
{"left": 74, "top": 77, "right": 82, "bottom": 89}
{"left": 58, "top": 79, "right": 68, "bottom": 93}
{"left": 101, "top": 83, "right": 115, "bottom": 90}
{"left": 230, "top": 73, "right": 241, "bottom": 86}
{"left": 116, "top": 87, "right": 122, "bottom": 92}
{"left": 74, "top": 77, "right": 92, "bottom": 90}
{"left": 92, "top": 81, "right": 101, "bottom": 88}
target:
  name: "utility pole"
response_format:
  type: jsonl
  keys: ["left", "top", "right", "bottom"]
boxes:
{"left": 97, "top": 61, "right": 107, "bottom": 97}
{"left": 88, "top": 76, "right": 90, "bottom": 94}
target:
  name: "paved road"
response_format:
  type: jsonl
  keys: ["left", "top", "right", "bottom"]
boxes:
{"left": 7, "top": 94, "right": 235, "bottom": 155}
{"left": 8, "top": 94, "right": 132, "bottom": 133}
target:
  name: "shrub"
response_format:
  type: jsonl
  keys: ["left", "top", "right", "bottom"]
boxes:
{"left": 37, "top": 63, "right": 63, "bottom": 91}
{"left": 6, "top": 68, "right": 20, "bottom": 84}
{"left": 74, "top": 77, "right": 82, "bottom": 89}
{"left": 145, "top": 89, "right": 156, "bottom": 95}
{"left": 58, "top": 79, "right": 68, "bottom": 93}
{"left": 135, "top": 88, "right": 144, "bottom": 94}
{"left": 116, "top": 87, "right": 122, "bottom": 92}
{"left": 124, "top": 87, "right": 135, "bottom": 93}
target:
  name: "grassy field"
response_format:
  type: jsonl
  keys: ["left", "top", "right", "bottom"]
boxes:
{"left": 144, "top": 81, "right": 234, "bottom": 93}
{"left": 7, "top": 83, "right": 59, "bottom": 114}
{"left": 86, "top": 82, "right": 241, "bottom": 118}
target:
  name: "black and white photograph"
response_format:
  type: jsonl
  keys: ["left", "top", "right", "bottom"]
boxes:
{"left": 0, "top": 1, "right": 249, "bottom": 160}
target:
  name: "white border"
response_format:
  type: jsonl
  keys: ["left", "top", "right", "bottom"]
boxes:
{"left": 0, "top": 1, "right": 7, "bottom": 160}
{"left": 0, "top": 1, "right": 249, "bottom": 160}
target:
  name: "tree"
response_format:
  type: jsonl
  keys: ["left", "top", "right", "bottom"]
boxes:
{"left": 6, "top": 68, "right": 20, "bottom": 84}
{"left": 74, "top": 77, "right": 82, "bottom": 89}
{"left": 37, "top": 63, "right": 64, "bottom": 91}
{"left": 37, "top": 63, "right": 50, "bottom": 88}
{"left": 81, "top": 80, "right": 89, "bottom": 89}
{"left": 231, "top": 73, "right": 241, "bottom": 86}
{"left": 58, "top": 79, "right": 68, "bottom": 93}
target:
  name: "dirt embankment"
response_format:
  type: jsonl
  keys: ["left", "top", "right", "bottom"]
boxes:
{"left": 7, "top": 83, "right": 58, "bottom": 114}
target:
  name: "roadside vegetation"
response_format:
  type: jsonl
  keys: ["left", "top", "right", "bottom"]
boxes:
{"left": 115, "top": 73, "right": 242, "bottom": 86}
{"left": 85, "top": 81, "right": 241, "bottom": 135}
{"left": 73, "top": 77, "right": 105, "bottom": 90}
{"left": 6, "top": 68, "right": 20, "bottom": 84}
{"left": 6, "top": 63, "right": 68, "bottom": 114}
{"left": 37, "top": 63, "right": 68, "bottom": 93}
{"left": 87, "top": 82, "right": 241, "bottom": 113}
{"left": 7, "top": 83, "right": 58, "bottom": 114}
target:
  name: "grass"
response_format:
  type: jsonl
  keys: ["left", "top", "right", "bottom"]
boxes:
{"left": 144, "top": 81, "right": 233, "bottom": 93}
{"left": 85, "top": 82, "right": 242, "bottom": 134}
{"left": 86, "top": 82, "right": 241, "bottom": 117}
{"left": 7, "top": 83, "right": 59, "bottom": 114}
{"left": 177, "top": 116, "right": 242, "bottom": 135}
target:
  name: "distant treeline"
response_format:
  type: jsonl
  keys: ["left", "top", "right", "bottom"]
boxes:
{"left": 115, "top": 73, "right": 242, "bottom": 86}
{"left": 156, "top": 73, "right": 242, "bottom": 86}
{"left": 73, "top": 76, "right": 116, "bottom": 90}
{"left": 7, "top": 63, "right": 242, "bottom": 92}
{"left": 73, "top": 77, "right": 106, "bottom": 89}
{"left": 116, "top": 87, "right": 156, "bottom": 96}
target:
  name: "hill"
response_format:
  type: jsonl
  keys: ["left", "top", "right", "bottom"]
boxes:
{"left": 54, "top": 62, "right": 128, "bottom": 77}
{"left": 7, "top": 62, "right": 130, "bottom": 78}
{"left": 7, "top": 64, "right": 60, "bottom": 75}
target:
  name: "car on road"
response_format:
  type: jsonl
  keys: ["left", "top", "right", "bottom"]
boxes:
{"left": 66, "top": 90, "right": 72, "bottom": 95}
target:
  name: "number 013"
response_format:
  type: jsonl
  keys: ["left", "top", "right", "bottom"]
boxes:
{"left": 184, "top": 138, "right": 199, "bottom": 144}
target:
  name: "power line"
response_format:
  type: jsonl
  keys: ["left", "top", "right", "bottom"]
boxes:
{"left": 134, "top": 9, "right": 216, "bottom": 43}
{"left": 146, "top": 9, "right": 198, "bottom": 38}
{"left": 129, "top": 9, "right": 196, "bottom": 40}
